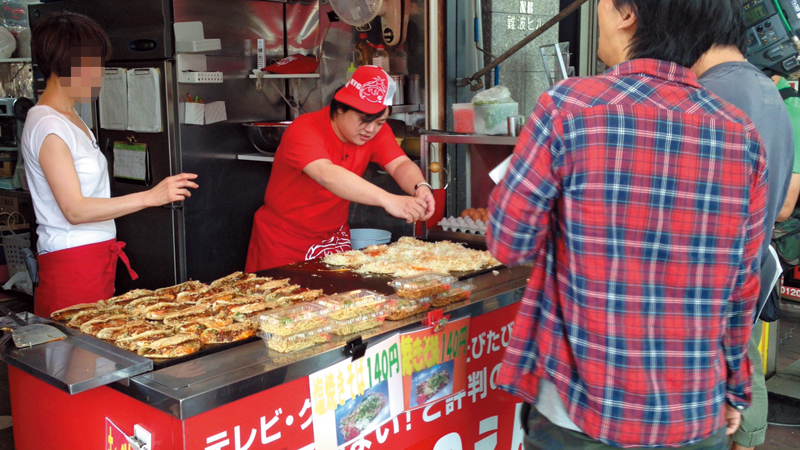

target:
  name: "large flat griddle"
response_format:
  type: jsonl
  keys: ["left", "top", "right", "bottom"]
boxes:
{"left": 258, "top": 258, "right": 499, "bottom": 297}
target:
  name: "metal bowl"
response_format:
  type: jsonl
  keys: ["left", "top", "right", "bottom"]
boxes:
{"left": 242, "top": 121, "right": 292, "bottom": 155}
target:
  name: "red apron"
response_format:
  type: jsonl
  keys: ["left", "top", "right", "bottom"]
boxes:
{"left": 34, "top": 239, "right": 138, "bottom": 318}
{"left": 245, "top": 208, "right": 351, "bottom": 272}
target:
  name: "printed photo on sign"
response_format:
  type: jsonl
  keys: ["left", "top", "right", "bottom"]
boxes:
{"left": 335, "top": 380, "right": 391, "bottom": 445}
{"left": 410, "top": 359, "right": 454, "bottom": 408}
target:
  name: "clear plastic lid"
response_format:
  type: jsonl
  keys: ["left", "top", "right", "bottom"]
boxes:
{"left": 386, "top": 294, "right": 432, "bottom": 321}
{"left": 330, "top": 310, "right": 388, "bottom": 336}
{"left": 431, "top": 281, "right": 475, "bottom": 306}
{"left": 259, "top": 324, "right": 333, "bottom": 353}
{"left": 317, "top": 290, "right": 390, "bottom": 320}
{"left": 389, "top": 272, "right": 457, "bottom": 299}
{"left": 258, "top": 303, "right": 328, "bottom": 337}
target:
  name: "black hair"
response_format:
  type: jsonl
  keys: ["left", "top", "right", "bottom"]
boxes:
{"left": 329, "top": 86, "right": 390, "bottom": 122}
{"left": 31, "top": 11, "right": 112, "bottom": 80}
{"left": 612, "top": 0, "right": 747, "bottom": 67}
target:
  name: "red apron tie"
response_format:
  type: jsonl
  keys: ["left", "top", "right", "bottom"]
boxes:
{"left": 110, "top": 241, "right": 138, "bottom": 280}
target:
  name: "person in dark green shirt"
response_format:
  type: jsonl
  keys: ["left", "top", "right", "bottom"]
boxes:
{"left": 775, "top": 76, "right": 800, "bottom": 222}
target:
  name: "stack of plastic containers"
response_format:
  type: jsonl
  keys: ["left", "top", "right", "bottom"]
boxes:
{"left": 258, "top": 303, "right": 332, "bottom": 353}
{"left": 317, "top": 290, "right": 394, "bottom": 336}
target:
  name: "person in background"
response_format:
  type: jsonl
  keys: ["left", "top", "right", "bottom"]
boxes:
{"left": 23, "top": 11, "right": 198, "bottom": 317}
{"left": 690, "top": 8, "right": 796, "bottom": 450}
{"left": 245, "top": 65, "right": 434, "bottom": 272}
{"left": 487, "top": 0, "right": 767, "bottom": 448}
{"left": 774, "top": 76, "right": 800, "bottom": 222}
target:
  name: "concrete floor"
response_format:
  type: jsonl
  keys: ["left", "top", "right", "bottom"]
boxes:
{"left": 1, "top": 295, "right": 800, "bottom": 450}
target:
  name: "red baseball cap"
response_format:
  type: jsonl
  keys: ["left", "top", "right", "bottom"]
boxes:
{"left": 334, "top": 65, "right": 396, "bottom": 114}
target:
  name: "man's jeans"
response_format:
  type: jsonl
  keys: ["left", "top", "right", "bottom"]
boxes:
{"left": 521, "top": 402, "right": 728, "bottom": 450}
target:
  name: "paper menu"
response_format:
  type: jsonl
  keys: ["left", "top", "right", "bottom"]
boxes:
{"left": 127, "top": 68, "right": 162, "bottom": 133}
{"left": 98, "top": 68, "right": 127, "bottom": 130}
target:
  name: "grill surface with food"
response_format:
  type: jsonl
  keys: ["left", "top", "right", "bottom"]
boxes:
{"left": 322, "top": 236, "right": 500, "bottom": 277}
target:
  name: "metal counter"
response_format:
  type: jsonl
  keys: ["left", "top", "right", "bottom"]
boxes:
{"left": 1, "top": 263, "right": 530, "bottom": 420}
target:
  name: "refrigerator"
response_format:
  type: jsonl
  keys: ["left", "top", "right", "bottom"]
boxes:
{"left": 28, "top": 0, "right": 273, "bottom": 292}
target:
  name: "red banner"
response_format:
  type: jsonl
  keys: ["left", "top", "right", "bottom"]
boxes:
{"left": 183, "top": 302, "right": 523, "bottom": 450}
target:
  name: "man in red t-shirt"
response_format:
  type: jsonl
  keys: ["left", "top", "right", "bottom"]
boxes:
{"left": 245, "top": 66, "right": 435, "bottom": 272}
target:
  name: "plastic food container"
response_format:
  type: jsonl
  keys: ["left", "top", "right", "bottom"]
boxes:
{"left": 386, "top": 295, "right": 431, "bottom": 321}
{"left": 317, "top": 290, "right": 390, "bottom": 321}
{"left": 330, "top": 310, "right": 389, "bottom": 336}
{"left": 259, "top": 325, "right": 333, "bottom": 353}
{"left": 258, "top": 303, "right": 328, "bottom": 337}
{"left": 473, "top": 102, "right": 518, "bottom": 135}
{"left": 389, "top": 272, "right": 457, "bottom": 299}
{"left": 453, "top": 103, "right": 474, "bottom": 133}
{"left": 431, "top": 281, "right": 475, "bottom": 307}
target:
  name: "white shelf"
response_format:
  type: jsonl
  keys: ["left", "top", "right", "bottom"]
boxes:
{"left": 238, "top": 153, "right": 274, "bottom": 162}
{"left": 249, "top": 73, "right": 320, "bottom": 79}
{"left": 0, "top": 58, "right": 30, "bottom": 63}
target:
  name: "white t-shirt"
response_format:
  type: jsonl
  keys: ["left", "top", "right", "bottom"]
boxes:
{"left": 21, "top": 105, "right": 115, "bottom": 253}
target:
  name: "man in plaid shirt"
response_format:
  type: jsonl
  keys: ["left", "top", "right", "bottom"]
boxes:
{"left": 487, "top": 0, "right": 767, "bottom": 448}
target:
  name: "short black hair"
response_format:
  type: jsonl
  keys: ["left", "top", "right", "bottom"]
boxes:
{"left": 31, "top": 11, "right": 112, "bottom": 80}
{"left": 329, "top": 86, "right": 390, "bottom": 122}
{"left": 613, "top": 0, "right": 747, "bottom": 67}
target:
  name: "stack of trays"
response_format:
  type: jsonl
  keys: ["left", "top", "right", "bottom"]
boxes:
{"left": 437, "top": 216, "right": 487, "bottom": 235}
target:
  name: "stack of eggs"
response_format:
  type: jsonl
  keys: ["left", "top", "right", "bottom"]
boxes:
{"left": 461, "top": 207, "right": 489, "bottom": 223}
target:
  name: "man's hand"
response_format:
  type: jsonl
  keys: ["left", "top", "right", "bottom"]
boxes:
{"left": 415, "top": 185, "right": 435, "bottom": 221}
{"left": 724, "top": 403, "right": 742, "bottom": 436}
{"left": 382, "top": 193, "right": 427, "bottom": 223}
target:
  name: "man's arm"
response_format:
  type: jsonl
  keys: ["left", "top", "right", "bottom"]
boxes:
{"left": 777, "top": 173, "right": 800, "bottom": 222}
{"left": 303, "top": 159, "right": 427, "bottom": 223}
{"left": 486, "top": 93, "right": 562, "bottom": 266}
{"left": 384, "top": 155, "right": 435, "bottom": 221}
{"left": 724, "top": 134, "right": 768, "bottom": 409}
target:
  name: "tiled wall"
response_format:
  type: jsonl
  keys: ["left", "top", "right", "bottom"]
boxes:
{"left": 481, "top": 0, "right": 562, "bottom": 118}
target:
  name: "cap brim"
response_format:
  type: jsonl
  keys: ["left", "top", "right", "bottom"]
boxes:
{"left": 333, "top": 89, "right": 387, "bottom": 114}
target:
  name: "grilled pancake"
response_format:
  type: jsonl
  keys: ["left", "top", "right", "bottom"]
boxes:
{"left": 51, "top": 302, "right": 106, "bottom": 322}
{"left": 153, "top": 280, "right": 206, "bottom": 300}
{"left": 80, "top": 315, "right": 132, "bottom": 336}
{"left": 141, "top": 302, "right": 192, "bottom": 321}
{"left": 200, "top": 322, "right": 257, "bottom": 344}
{"left": 210, "top": 271, "right": 257, "bottom": 288}
{"left": 116, "top": 329, "right": 174, "bottom": 351}
{"left": 96, "top": 320, "right": 163, "bottom": 341}
{"left": 137, "top": 334, "right": 202, "bottom": 358}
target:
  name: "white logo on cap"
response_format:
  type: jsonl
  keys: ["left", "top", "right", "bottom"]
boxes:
{"left": 276, "top": 56, "right": 297, "bottom": 66}
{"left": 359, "top": 76, "right": 388, "bottom": 103}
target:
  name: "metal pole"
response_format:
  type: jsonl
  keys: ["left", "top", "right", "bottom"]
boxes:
{"left": 458, "top": 0, "right": 590, "bottom": 91}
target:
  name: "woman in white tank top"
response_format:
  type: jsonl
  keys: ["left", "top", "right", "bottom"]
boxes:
{"left": 23, "top": 11, "right": 199, "bottom": 317}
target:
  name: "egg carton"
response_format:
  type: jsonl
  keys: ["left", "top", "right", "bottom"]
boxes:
{"left": 438, "top": 216, "right": 487, "bottom": 235}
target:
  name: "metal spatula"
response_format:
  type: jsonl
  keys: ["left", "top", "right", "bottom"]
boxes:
{"left": 0, "top": 304, "right": 67, "bottom": 348}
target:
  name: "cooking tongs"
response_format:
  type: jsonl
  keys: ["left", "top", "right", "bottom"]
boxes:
{"left": 0, "top": 304, "right": 67, "bottom": 348}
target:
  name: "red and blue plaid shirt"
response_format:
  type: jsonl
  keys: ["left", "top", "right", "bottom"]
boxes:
{"left": 487, "top": 59, "right": 767, "bottom": 448}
